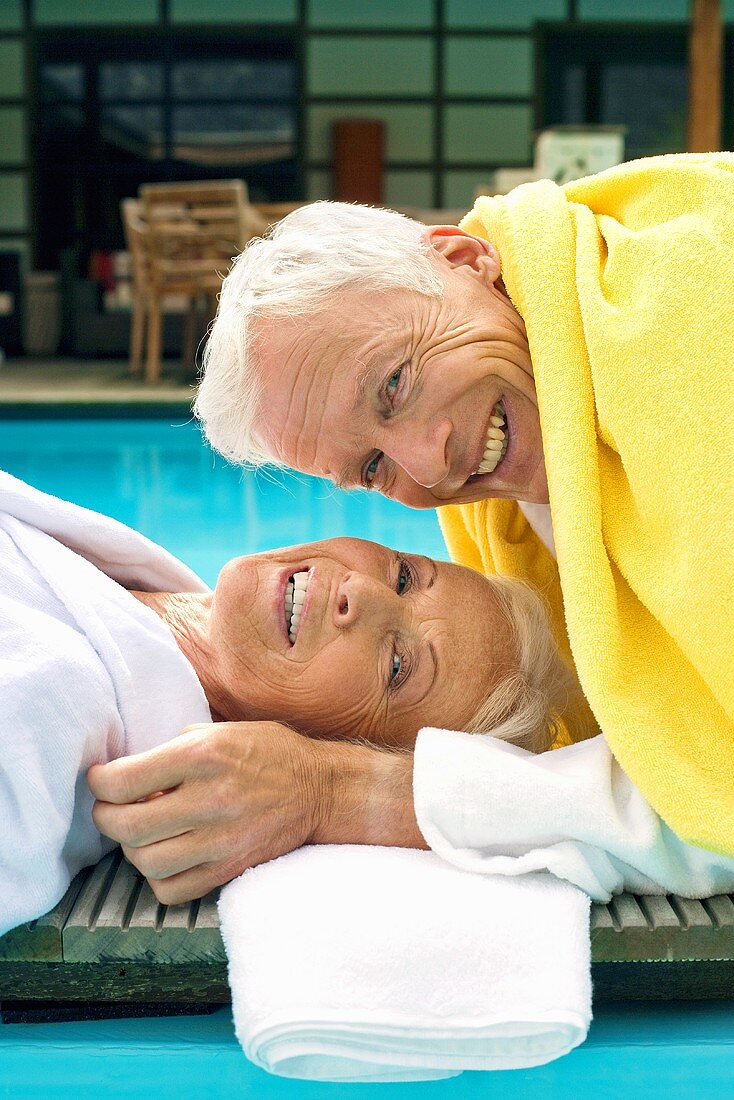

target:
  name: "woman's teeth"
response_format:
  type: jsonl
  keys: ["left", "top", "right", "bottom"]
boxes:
{"left": 284, "top": 571, "right": 310, "bottom": 644}
{"left": 476, "top": 402, "right": 508, "bottom": 475}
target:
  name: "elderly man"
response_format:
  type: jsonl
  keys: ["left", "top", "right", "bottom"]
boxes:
{"left": 93, "top": 153, "right": 733, "bottom": 903}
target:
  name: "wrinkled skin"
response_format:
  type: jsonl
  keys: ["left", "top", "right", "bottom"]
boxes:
{"left": 254, "top": 227, "right": 548, "bottom": 508}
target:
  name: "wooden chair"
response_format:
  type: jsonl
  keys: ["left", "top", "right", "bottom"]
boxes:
{"left": 120, "top": 198, "right": 150, "bottom": 377}
{"left": 138, "top": 180, "right": 259, "bottom": 384}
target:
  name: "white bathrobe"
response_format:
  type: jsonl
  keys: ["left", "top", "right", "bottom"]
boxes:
{"left": 0, "top": 470, "right": 211, "bottom": 936}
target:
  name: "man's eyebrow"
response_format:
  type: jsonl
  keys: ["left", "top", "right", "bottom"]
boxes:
{"left": 425, "top": 557, "right": 437, "bottom": 590}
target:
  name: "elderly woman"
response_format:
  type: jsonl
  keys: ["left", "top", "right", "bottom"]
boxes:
{"left": 0, "top": 467, "right": 575, "bottom": 935}
{"left": 190, "top": 153, "right": 733, "bottom": 887}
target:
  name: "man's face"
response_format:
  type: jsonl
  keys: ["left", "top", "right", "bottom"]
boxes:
{"left": 253, "top": 228, "right": 548, "bottom": 507}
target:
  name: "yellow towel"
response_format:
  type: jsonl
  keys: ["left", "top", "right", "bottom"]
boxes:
{"left": 440, "top": 153, "right": 734, "bottom": 854}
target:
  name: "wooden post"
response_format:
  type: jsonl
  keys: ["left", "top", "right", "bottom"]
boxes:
{"left": 687, "top": 0, "right": 723, "bottom": 152}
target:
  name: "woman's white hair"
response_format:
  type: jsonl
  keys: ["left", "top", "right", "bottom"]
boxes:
{"left": 194, "top": 202, "right": 442, "bottom": 466}
{"left": 466, "top": 575, "right": 591, "bottom": 754}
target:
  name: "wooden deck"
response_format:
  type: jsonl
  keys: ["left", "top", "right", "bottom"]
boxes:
{"left": 1, "top": 850, "right": 733, "bottom": 1006}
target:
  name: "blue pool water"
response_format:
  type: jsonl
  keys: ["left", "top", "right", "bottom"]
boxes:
{"left": 0, "top": 418, "right": 448, "bottom": 586}
{"left": 1, "top": 417, "right": 733, "bottom": 1096}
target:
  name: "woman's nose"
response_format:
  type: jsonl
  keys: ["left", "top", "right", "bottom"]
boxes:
{"left": 386, "top": 418, "right": 452, "bottom": 489}
{"left": 334, "top": 573, "right": 394, "bottom": 630}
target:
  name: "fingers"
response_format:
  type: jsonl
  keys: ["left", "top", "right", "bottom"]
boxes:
{"left": 122, "top": 836, "right": 249, "bottom": 903}
{"left": 87, "top": 726, "right": 212, "bottom": 803}
{"left": 92, "top": 787, "right": 204, "bottom": 847}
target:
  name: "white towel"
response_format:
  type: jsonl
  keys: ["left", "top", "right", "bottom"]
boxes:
{"left": 0, "top": 471, "right": 211, "bottom": 936}
{"left": 219, "top": 845, "right": 592, "bottom": 1082}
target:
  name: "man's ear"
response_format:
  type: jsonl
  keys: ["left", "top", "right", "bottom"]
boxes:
{"left": 423, "top": 225, "right": 501, "bottom": 287}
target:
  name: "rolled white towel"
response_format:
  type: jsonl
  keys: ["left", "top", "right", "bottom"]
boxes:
{"left": 218, "top": 845, "right": 592, "bottom": 1082}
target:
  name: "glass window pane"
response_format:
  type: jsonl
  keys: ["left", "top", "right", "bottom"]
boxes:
{"left": 443, "top": 169, "right": 493, "bottom": 209}
{"left": 601, "top": 62, "right": 686, "bottom": 158}
{"left": 0, "top": 107, "right": 26, "bottom": 163}
{"left": 101, "top": 106, "right": 166, "bottom": 161}
{"left": 172, "top": 105, "right": 295, "bottom": 166}
{"left": 385, "top": 170, "right": 434, "bottom": 208}
{"left": 0, "top": 1, "right": 22, "bottom": 30}
{"left": 446, "top": 0, "right": 566, "bottom": 29}
{"left": 444, "top": 105, "right": 533, "bottom": 163}
{"left": 35, "top": 0, "right": 158, "bottom": 24}
{"left": 40, "top": 63, "right": 84, "bottom": 101}
{"left": 171, "top": 0, "right": 297, "bottom": 22}
{"left": 308, "top": 37, "right": 433, "bottom": 96}
{"left": 446, "top": 37, "right": 533, "bottom": 97}
{"left": 309, "top": 0, "right": 433, "bottom": 28}
{"left": 0, "top": 173, "right": 28, "bottom": 231}
{"left": 0, "top": 41, "right": 23, "bottom": 98}
{"left": 172, "top": 61, "right": 294, "bottom": 102}
{"left": 100, "top": 63, "right": 163, "bottom": 101}
{"left": 579, "top": 0, "right": 687, "bottom": 19}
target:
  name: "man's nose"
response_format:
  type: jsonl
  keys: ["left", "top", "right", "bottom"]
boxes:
{"left": 384, "top": 418, "right": 452, "bottom": 489}
{"left": 334, "top": 573, "right": 395, "bottom": 630}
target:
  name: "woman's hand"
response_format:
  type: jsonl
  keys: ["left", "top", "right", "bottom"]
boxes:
{"left": 88, "top": 721, "right": 331, "bottom": 905}
{"left": 88, "top": 722, "right": 426, "bottom": 905}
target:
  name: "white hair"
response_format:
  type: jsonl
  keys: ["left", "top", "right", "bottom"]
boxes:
{"left": 194, "top": 201, "right": 442, "bottom": 466}
{"left": 465, "top": 576, "right": 592, "bottom": 754}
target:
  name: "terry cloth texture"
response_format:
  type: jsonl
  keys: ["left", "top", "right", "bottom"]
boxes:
{"left": 440, "top": 153, "right": 734, "bottom": 855}
{"left": 0, "top": 471, "right": 210, "bottom": 936}
{"left": 219, "top": 845, "right": 591, "bottom": 1082}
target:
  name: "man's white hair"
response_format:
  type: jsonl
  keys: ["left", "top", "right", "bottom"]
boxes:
{"left": 194, "top": 201, "right": 442, "bottom": 467}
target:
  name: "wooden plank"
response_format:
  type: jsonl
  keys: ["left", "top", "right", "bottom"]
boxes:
{"left": 0, "top": 867, "right": 92, "bottom": 963}
{"left": 61, "top": 850, "right": 124, "bottom": 962}
{"left": 590, "top": 894, "right": 734, "bottom": 963}
{"left": 2, "top": 958, "right": 732, "bottom": 1005}
{"left": 62, "top": 857, "right": 224, "bottom": 965}
{"left": 0, "top": 962, "right": 230, "bottom": 1003}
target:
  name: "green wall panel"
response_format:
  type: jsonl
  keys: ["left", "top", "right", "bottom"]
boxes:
{"left": 0, "top": 0, "right": 22, "bottom": 30}
{"left": 444, "top": 104, "right": 533, "bottom": 163}
{"left": 171, "top": 0, "right": 297, "bottom": 21}
{"left": 307, "top": 37, "right": 433, "bottom": 96}
{"left": 306, "top": 169, "right": 331, "bottom": 201}
{"left": 0, "top": 107, "right": 26, "bottom": 163}
{"left": 578, "top": 0, "right": 688, "bottom": 18}
{"left": 0, "top": 40, "right": 23, "bottom": 97}
{"left": 308, "top": 103, "right": 433, "bottom": 161}
{"left": 308, "top": 0, "right": 433, "bottom": 28}
{"left": 384, "top": 170, "right": 433, "bottom": 208}
{"left": 443, "top": 169, "right": 493, "bottom": 210}
{"left": 446, "top": 0, "right": 566, "bottom": 29}
{"left": 0, "top": 172, "right": 28, "bottom": 231}
{"left": 35, "top": 0, "right": 158, "bottom": 23}
{"left": 446, "top": 37, "right": 533, "bottom": 97}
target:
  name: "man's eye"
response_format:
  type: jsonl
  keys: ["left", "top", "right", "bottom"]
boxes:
{"left": 385, "top": 367, "right": 403, "bottom": 403}
{"left": 396, "top": 557, "right": 414, "bottom": 595}
{"left": 364, "top": 453, "right": 383, "bottom": 487}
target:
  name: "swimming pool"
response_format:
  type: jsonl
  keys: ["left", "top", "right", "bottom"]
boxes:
{"left": 0, "top": 418, "right": 448, "bottom": 586}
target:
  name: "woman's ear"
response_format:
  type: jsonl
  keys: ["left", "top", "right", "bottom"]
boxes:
{"left": 423, "top": 225, "right": 501, "bottom": 287}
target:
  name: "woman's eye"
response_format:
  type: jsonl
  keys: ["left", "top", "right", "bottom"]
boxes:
{"left": 390, "top": 651, "right": 402, "bottom": 683}
{"left": 385, "top": 367, "right": 403, "bottom": 402}
{"left": 365, "top": 453, "right": 383, "bottom": 487}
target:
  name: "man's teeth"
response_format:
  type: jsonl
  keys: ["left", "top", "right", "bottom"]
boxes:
{"left": 477, "top": 403, "right": 508, "bottom": 475}
{"left": 284, "top": 570, "right": 310, "bottom": 644}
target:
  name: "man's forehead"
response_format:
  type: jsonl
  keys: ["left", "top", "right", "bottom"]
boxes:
{"left": 256, "top": 311, "right": 402, "bottom": 474}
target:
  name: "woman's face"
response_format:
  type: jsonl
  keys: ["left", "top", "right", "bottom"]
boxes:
{"left": 207, "top": 537, "right": 516, "bottom": 746}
